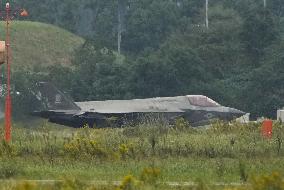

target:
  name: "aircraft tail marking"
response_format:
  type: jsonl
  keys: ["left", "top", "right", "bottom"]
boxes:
{"left": 35, "top": 82, "right": 80, "bottom": 111}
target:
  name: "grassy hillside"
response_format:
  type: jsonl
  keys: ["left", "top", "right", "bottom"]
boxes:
{"left": 0, "top": 21, "right": 84, "bottom": 69}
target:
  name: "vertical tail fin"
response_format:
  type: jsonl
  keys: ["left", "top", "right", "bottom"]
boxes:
{"left": 35, "top": 82, "right": 80, "bottom": 111}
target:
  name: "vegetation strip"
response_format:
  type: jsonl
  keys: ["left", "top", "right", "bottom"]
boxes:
{"left": 0, "top": 180, "right": 247, "bottom": 187}
{"left": 0, "top": 120, "right": 283, "bottom": 188}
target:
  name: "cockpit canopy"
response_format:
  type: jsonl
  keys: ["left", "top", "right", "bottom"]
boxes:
{"left": 187, "top": 95, "right": 220, "bottom": 107}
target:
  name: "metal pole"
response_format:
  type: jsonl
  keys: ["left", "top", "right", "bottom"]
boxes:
{"left": 205, "top": 0, "right": 209, "bottom": 29}
{"left": 118, "top": 8, "right": 121, "bottom": 55}
{"left": 4, "top": 2, "right": 11, "bottom": 142}
{"left": 264, "top": 0, "right": 266, "bottom": 8}
{"left": 117, "top": 0, "right": 122, "bottom": 55}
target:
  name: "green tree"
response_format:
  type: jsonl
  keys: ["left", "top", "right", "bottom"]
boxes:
{"left": 122, "top": 0, "right": 181, "bottom": 54}
{"left": 241, "top": 6, "right": 279, "bottom": 64}
{"left": 71, "top": 41, "right": 130, "bottom": 101}
{"left": 240, "top": 41, "right": 284, "bottom": 118}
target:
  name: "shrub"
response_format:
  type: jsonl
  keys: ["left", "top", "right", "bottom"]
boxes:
{"left": 13, "top": 181, "right": 37, "bottom": 190}
{"left": 211, "top": 120, "right": 230, "bottom": 133}
{"left": 117, "top": 175, "right": 140, "bottom": 190}
{"left": 174, "top": 117, "right": 190, "bottom": 131}
{"left": 63, "top": 138, "right": 109, "bottom": 160}
{"left": 250, "top": 172, "right": 284, "bottom": 190}
{"left": 119, "top": 143, "right": 129, "bottom": 159}
{"left": 0, "top": 141, "right": 18, "bottom": 158}
{"left": 0, "top": 162, "right": 23, "bottom": 179}
{"left": 140, "top": 167, "right": 161, "bottom": 185}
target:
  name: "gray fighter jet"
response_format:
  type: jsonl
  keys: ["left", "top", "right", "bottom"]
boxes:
{"left": 32, "top": 82, "right": 245, "bottom": 128}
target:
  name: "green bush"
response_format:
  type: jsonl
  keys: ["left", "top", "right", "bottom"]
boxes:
{"left": 250, "top": 172, "right": 284, "bottom": 190}
{"left": 0, "top": 162, "right": 23, "bottom": 179}
{"left": 117, "top": 175, "right": 140, "bottom": 190}
{"left": 140, "top": 167, "right": 161, "bottom": 185}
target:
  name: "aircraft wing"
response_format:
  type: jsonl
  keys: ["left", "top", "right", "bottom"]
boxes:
{"left": 75, "top": 96, "right": 190, "bottom": 114}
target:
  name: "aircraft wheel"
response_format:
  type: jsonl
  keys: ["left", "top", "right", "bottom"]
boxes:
{"left": 87, "top": 121, "right": 96, "bottom": 128}
{"left": 79, "top": 120, "right": 96, "bottom": 128}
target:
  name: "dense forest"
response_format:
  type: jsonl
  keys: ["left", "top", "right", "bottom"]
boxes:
{"left": 7, "top": 0, "right": 284, "bottom": 119}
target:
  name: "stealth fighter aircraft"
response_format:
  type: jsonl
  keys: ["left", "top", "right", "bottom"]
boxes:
{"left": 32, "top": 82, "right": 245, "bottom": 128}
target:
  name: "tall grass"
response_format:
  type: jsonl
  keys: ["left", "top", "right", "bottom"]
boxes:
{"left": 0, "top": 119, "right": 283, "bottom": 189}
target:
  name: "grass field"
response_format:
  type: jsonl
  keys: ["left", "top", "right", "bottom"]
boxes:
{"left": 0, "top": 119, "right": 284, "bottom": 189}
{"left": 0, "top": 21, "right": 84, "bottom": 69}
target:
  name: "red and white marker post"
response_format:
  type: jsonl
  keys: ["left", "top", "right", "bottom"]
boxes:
{"left": 2, "top": 2, "right": 28, "bottom": 142}
{"left": 4, "top": 2, "right": 12, "bottom": 142}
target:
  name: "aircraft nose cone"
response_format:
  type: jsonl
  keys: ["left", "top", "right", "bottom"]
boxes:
{"left": 229, "top": 108, "right": 246, "bottom": 118}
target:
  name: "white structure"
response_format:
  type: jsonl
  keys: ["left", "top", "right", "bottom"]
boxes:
{"left": 236, "top": 113, "right": 250, "bottom": 123}
{"left": 277, "top": 109, "right": 284, "bottom": 122}
{"left": 205, "top": 0, "right": 209, "bottom": 29}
